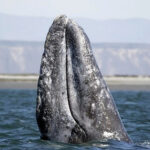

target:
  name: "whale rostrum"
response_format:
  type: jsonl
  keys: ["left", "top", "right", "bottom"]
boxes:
{"left": 36, "top": 15, "right": 132, "bottom": 143}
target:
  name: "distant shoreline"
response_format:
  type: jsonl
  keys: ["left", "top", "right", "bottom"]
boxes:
{"left": 0, "top": 74, "right": 150, "bottom": 90}
{"left": 0, "top": 74, "right": 38, "bottom": 81}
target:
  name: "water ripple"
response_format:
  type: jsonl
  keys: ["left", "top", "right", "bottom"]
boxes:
{"left": 0, "top": 89, "right": 150, "bottom": 149}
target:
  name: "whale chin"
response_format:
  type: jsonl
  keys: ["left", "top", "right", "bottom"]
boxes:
{"left": 36, "top": 15, "right": 132, "bottom": 144}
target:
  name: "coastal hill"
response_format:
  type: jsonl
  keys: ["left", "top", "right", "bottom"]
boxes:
{"left": 0, "top": 41, "right": 150, "bottom": 75}
{"left": 1, "top": 13, "right": 150, "bottom": 43}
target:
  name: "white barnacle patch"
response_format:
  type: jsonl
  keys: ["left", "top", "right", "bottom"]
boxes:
{"left": 107, "top": 101, "right": 113, "bottom": 110}
{"left": 46, "top": 34, "right": 50, "bottom": 40}
{"left": 37, "top": 96, "right": 42, "bottom": 111}
{"left": 42, "top": 57, "right": 47, "bottom": 63}
{"left": 46, "top": 91, "right": 51, "bottom": 98}
{"left": 100, "top": 88, "right": 110, "bottom": 100}
{"left": 91, "top": 103, "right": 96, "bottom": 114}
{"left": 95, "top": 120, "right": 101, "bottom": 129}
{"left": 96, "top": 79, "right": 100, "bottom": 86}
{"left": 87, "top": 69, "right": 93, "bottom": 74}
{"left": 61, "top": 39, "right": 66, "bottom": 48}
{"left": 103, "top": 131, "right": 114, "bottom": 138}
{"left": 43, "top": 77, "right": 52, "bottom": 89}
{"left": 94, "top": 85, "right": 97, "bottom": 89}
{"left": 105, "top": 90, "right": 111, "bottom": 99}
{"left": 85, "top": 64, "right": 93, "bottom": 74}
{"left": 100, "top": 89, "right": 105, "bottom": 99}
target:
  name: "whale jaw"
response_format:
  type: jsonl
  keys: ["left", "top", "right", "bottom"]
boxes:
{"left": 36, "top": 15, "right": 132, "bottom": 143}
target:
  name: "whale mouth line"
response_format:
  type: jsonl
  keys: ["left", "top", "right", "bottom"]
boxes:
{"left": 65, "top": 43, "right": 87, "bottom": 142}
{"left": 65, "top": 22, "right": 88, "bottom": 142}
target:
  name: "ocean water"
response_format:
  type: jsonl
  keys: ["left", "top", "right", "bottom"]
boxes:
{"left": 0, "top": 89, "right": 150, "bottom": 150}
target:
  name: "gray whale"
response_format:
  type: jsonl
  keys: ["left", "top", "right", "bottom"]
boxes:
{"left": 36, "top": 15, "right": 132, "bottom": 143}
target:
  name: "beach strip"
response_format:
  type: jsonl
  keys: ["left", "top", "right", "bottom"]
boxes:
{"left": 0, "top": 74, "right": 150, "bottom": 90}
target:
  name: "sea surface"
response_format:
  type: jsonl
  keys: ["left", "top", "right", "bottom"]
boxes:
{"left": 0, "top": 89, "right": 150, "bottom": 150}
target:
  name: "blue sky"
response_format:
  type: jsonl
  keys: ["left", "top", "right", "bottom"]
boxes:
{"left": 0, "top": 0, "right": 150, "bottom": 20}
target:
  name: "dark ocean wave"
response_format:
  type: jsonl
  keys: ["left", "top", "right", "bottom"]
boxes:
{"left": 0, "top": 89, "right": 150, "bottom": 149}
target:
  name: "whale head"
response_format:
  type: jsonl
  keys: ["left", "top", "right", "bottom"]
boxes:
{"left": 36, "top": 15, "right": 132, "bottom": 144}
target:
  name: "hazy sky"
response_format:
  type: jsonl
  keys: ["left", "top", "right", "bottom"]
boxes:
{"left": 0, "top": 0, "right": 150, "bottom": 20}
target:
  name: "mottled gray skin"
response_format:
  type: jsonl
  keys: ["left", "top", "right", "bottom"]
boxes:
{"left": 36, "top": 15, "right": 132, "bottom": 143}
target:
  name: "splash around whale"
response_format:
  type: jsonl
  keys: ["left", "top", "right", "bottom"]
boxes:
{"left": 36, "top": 15, "right": 132, "bottom": 144}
